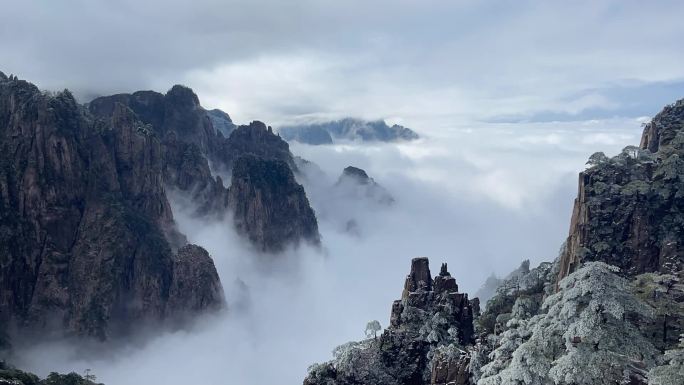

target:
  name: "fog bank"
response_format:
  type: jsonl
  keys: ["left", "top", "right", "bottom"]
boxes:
{"left": 12, "top": 120, "right": 641, "bottom": 385}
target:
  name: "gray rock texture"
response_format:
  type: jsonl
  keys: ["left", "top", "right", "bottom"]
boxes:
{"left": 304, "top": 258, "right": 476, "bottom": 385}
{"left": 0, "top": 75, "right": 223, "bottom": 340}
{"left": 558, "top": 99, "right": 684, "bottom": 282}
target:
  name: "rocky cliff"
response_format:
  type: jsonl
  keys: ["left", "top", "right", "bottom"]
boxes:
{"left": 305, "top": 99, "right": 684, "bottom": 385}
{"left": 305, "top": 258, "right": 476, "bottom": 385}
{"left": 558, "top": 99, "right": 684, "bottom": 281}
{"left": 229, "top": 155, "right": 320, "bottom": 252}
{"left": 0, "top": 73, "right": 224, "bottom": 341}
{"left": 206, "top": 108, "right": 236, "bottom": 137}
{"left": 89, "top": 88, "right": 317, "bottom": 249}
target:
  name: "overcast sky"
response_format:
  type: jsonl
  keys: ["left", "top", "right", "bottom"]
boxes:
{"left": 6, "top": 2, "right": 682, "bottom": 382}
{"left": 2, "top": 0, "right": 684, "bottom": 129}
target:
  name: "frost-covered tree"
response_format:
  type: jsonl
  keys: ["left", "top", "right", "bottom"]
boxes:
{"left": 622, "top": 145, "right": 642, "bottom": 159}
{"left": 477, "top": 296, "right": 542, "bottom": 385}
{"left": 649, "top": 334, "right": 684, "bottom": 385}
{"left": 365, "top": 320, "right": 381, "bottom": 339}
{"left": 478, "top": 260, "right": 555, "bottom": 336}
{"left": 478, "top": 299, "right": 535, "bottom": 385}
{"left": 586, "top": 151, "right": 609, "bottom": 167}
{"left": 634, "top": 273, "right": 684, "bottom": 351}
{"left": 480, "top": 262, "right": 658, "bottom": 385}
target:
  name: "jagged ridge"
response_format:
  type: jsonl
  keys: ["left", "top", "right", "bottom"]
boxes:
{"left": 0, "top": 74, "right": 224, "bottom": 341}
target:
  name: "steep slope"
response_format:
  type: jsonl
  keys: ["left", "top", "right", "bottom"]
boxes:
{"left": 229, "top": 155, "right": 320, "bottom": 252}
{"left": 0, "top": 73, "right": 223, "bottom": 341}
{"left": 89, "top": 86, "right": 318, "bottom": 250}
{"left": 558, "top": 99, "right": 684, "bottom": 281}
{"left": 218, "top": 121, "right": 296, "bottom": 170}
{"left": 473, "top": 99, "right": 684, "bottom": 385}
{"left": 305, "top": 258, "right": 477, "bottom": 385}
{"left": 304, "top": 99, "right": 684, "bottom": 385}
{"left": 206, "top": 108, "right": 236, "bottom": 137}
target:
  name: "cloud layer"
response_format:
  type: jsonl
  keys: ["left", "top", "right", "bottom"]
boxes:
{"left": 2, "top": 1, "right": 683, "bottom": 128}
{"left": 2, "top": 1, "right": 679, "bottom": 383}
{"left": 11, "top": 119, "right": 641, "bottom": 385}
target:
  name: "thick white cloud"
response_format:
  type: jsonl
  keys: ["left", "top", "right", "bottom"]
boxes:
{"left": 2, "top": 1, "right": 680, "bottom": 383}
{"left": 11, "top": 118, "right": 641, "bottom": 385}
{"left": 2, "top": 0, "right": 683, "bottom": 128}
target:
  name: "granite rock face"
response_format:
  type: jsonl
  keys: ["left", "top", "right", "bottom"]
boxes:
{"left": 0, "top": 75, "right": 224, "bottom": 340}
{"left": 558, "top": 99, "right": 684, "bottom": 281}
{"left": 218, "top": 121, "right": 296, "bottom": 170}
{"left": 229, "top": 155, "right": 320, "bottom": 252}
{"left": 90, "top": 87, "right": 318, "bottom": 250}
{"left": 89, "top": 86, "right": 230, "bottom": 214}
{"left": 168, "top": 244, "right": 224, "bottom": 315}
{"left": 305, "top": 258, "right": 476, "bottom": 385}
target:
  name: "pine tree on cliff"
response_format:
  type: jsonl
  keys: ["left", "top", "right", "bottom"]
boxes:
{"left": 649, "top": 334, "right": 684, "bottom": 385}
{"left": 479, "top": 262, "right": 658, "bottom": 385}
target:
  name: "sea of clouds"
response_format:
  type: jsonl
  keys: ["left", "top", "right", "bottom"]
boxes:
{"left": 13, "top": 119, "right": 642, "bottom": 385}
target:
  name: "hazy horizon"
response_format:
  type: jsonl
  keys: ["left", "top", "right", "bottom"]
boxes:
{"left": 2, "top": 1, "right": 683, "bottom": 384}
{"left": 2, "top": 1, "right": 683, "bottom": 130}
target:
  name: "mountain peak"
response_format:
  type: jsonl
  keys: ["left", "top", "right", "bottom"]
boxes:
{"left": 166, "top": 84, "right": 200, "bottom": 107}
{"left": 640, "top": 97, "right": 684, "bottom": 153}
{"left": 341, "top": 165, "right": 370, "bottom": 181}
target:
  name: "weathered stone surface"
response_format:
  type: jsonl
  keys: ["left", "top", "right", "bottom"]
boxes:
{"left": 168, "top": 244, "right": 224, "bottom": 314}
{"left": 430, "top": 347, "right": 470, "bottom": 385}
{"left": 90, "top": 86, "right": 230, "bottom": 216}
{"left": 218, "top": 121, "right": 296, "bottom": 170}
{"left": 90, "top": 89, "right": 319, "bottom": 251}
{"left": 228, "top": 154, "right": 320, "bottom": 252}
{"left": 305, "top": 258, "right": 476, "bottom": 385}
{"left": 206, "top": 108, "right": 235, "bottom": 137}
{"left": 402, "top": 257, "right": 433, "bottom": 299}
{"left": 558, "top": 99, "right": 684, "bottom": 282}
{"left": 0, "top": 74, "right": 224, "bottom": 341}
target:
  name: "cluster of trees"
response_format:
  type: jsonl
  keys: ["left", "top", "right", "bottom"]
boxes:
{"left": 0, "top": 363, "right": 101, "bottom": 385}
{"left": 585, "top": 145, "right": 655, "bottom": 168}
{"left": 649, "top": 335, "right": 684, "bottom": 385}
{"left": 477, "top": 262, "right": 662, "bottom": 385}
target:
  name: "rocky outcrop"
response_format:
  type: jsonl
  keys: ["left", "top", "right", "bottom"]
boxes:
{"left": 90, "top": 89, "right": 317, "bottom": 249}
{"left": 279, "top": 118, "right": 419, "bottom": 144}
{"left": 430, "top": 348, "right": 471, "bottom": 385}
{"left": 217, "top": 121, "right": 296, "bottom": 171}
{"left": 228, "top": 155, "right": 320, "bottom": 252}
{"left": 335, "top": 166, "right": 394, "bottom": 206}
{"left": 558, "top": 99, "right": 684, "bottom": 282}
{"left": 391, "top": 258, "right": 474, "bottom": 344}
{"left": 304, "top": 258, "right": 476, "bottom": 385}
{"left": 168, "top": 245, "right": 224, "bottom": 314}
{"left": 90, "top": 86, "right": 230, "bottom": 214}
{"left": 0, "top": 74, "right": 223, "bottom": 341}
{"left": 401, "top": 257, "right": 433, "bottom": 298}
{"left": 207, "top": 108, "right": 235, "bottom": 137}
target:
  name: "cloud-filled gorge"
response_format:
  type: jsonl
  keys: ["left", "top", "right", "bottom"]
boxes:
{"left": 9, "top": 119, "right": 642, "bottom": 385}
